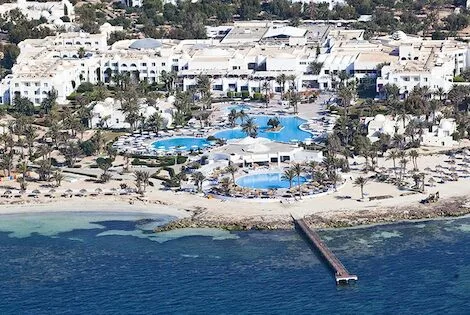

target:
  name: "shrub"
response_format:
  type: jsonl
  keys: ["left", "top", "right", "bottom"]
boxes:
{"left": 252, "top": 92, "right": 262, "bottom": 100}
{"left": 241, "top": 91, "right": 250, "bottom": 98}
{"left": 76, "top": 82, "right": 94, "bottom": 93}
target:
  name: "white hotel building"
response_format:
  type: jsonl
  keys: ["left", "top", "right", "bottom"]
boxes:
{"left": 1, "top": 25, "right": 470, "bottom": 106}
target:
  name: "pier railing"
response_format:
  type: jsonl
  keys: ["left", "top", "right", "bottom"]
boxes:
{"left": 294, "top": 218, "right": 358, "bottom": 284}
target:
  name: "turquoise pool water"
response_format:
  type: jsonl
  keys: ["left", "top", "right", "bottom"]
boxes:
{"left": 236, "top": 172, "right": 307, "bottom": 189}
{"left": 226, "top": 104, "right": 251, "bottom": 112}
{"left": 214, "top": 115, "right": 312, "bottom": 143}
{"left": 152, "top": 137, "right": 211, "bottom": 151}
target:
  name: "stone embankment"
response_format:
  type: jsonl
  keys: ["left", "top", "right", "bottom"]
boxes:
{"left": 154, "top": 197, "right": 470, "bottom": 232}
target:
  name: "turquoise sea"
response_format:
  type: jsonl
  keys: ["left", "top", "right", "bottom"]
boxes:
{"left": 0, "top": 212, "right": 470, "bottom": 314}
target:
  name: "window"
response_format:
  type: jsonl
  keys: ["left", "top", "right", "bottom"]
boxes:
{"left": 15, "top": 83, "right": 19, "bottom": 87}
{"left": 34, "top": 90, "right": 39, "bottom": 95}
{"left": 152, "top": 62, "right": 156, "bottom": 66}
{"left": 248, "top": 63, "right": 256, "bottom": 69}
{"left": 324, "top": 70, "right": 330, "bottom": 75}
{"left": 25, "top": 82, "right": 30, "bottom": 87}
{"left": 44, "top": 83, "right": 48, "bottom": 87}
{"left": 141, "top": 63, "right": 147, "bottom": 66}
{"left": 403, "top": 76, "right": 410, "bottom": 81}
{"left": 112, "top": 62, "right": 118, "bottom": 67}
{"left": 413, "top": 77, "right": 419, "bottom": 81}
{"left": 24, "top": 91, "right": 28, "bottom": 95}
{"left": 35, "top": 82, "right": 40, "bottom": 87}
{"left": 172, "top": 59, "right": 178, "bottom": 62}
{"left": 424, "top": 78, "right": 428, "bottom": 82}
{"left": 232, "top": 66, "right": 238, "bottom": 70}
{"left": 162, "top": 63, "right": 166, "bottom": 66}
{"left": 300, "top": 61, "right": 307, "bottom": 65}
{"left": 35, "top": 98, "right": 40, "bottom": 103}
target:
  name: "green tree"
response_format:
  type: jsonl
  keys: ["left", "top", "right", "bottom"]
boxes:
{"left": 225, "top": 164, "right": 238, "bottom": 183}
{"left": 241, "top": 118, "right": 258, "bottom": 138}
{"left": 354, "top": 176, "right": 369, "bottom": 199}
{"left": 192, "top": 171, "right": 206, "bottom": 192}
{"left": 281, "top": 168, "right": 296, "bottom": 191}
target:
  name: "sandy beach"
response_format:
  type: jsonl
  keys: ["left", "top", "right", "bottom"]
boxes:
{"left": 2, "top": 145, "right": 470, "bottom": 231}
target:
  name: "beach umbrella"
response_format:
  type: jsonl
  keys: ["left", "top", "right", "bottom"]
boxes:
{"left": 95, "top": 188, "right": 103, "bottom": 194}
{"left": 32, "top": 189, "right": 40, "bottom": 195}
{"left": 3, "top": 190, "right": 12, "bottom": 196}
{"left": 49, "top": 189, "right": 56, "bottom": 194}
{"left": 79, "top": 189, "right": 88, "bottom": 195}
{"left": 65, "top": 189, "right": 73, "bottom": 195}
{"left": 110, "top": 188, "right": 118, "bottom": 195}
{"left": 428, "top": 177, "right": 436, "bottom": 187}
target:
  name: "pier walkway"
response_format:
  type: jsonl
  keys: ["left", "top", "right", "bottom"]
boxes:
{"left": 294, "top": 218, "right": 358, "bottom": 284}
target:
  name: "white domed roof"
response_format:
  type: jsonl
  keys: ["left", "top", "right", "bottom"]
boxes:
{"left": 41, "top": 10, "right": 51, "bottom": 18}
{"left": 439, "top": 119, "right": 453, "bottom": 131}
{"left": 392, "top": 31, "right": 407, "bottom": 40}
{"left": 144, "top": 106, "right": 157, "bottom": 116}
{"left": 53, "top": 18, "right": 64, "bottom": 26}
{"left": 374, "top": 114, "right": 386, "bottom": 122}
{"left": 92, "top": 103, "right": 105, "bottom": 114}
{"left": 246, "top": 143, "right": 270, "bottom": 153}
{"left": 129, "top": 38, "right": 162, "bottom": 50}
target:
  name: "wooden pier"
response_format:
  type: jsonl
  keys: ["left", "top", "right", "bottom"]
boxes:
{"left": 294, "top": 218, "right": 358, "bottom": 284}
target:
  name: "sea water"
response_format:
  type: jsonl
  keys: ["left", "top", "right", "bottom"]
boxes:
{"left": 0, "top": 212, "right": 469, "bottom": 314}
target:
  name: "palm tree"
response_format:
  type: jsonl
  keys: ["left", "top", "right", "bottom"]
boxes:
{"left": 292, "top": 163, "right": 304, "bottom": 198}
{"left": 261, "top": 81, "right": 271, "bottom": 108}
{"left": 354, "top": 176, "right": 369, "bottom": 199}
{"left": 135, "top": 170, "right": 150, "bottom": 194}
{"left": 409, "top": 150, "right": 419, "bottom": 171}
{"left": 276, "top": 74, "right": 287, "bottom": 98}
{"left": 17, "top": 160, "right": 28, "bottom": 180}
{"left": 237, "top": 110, "right": 248, "bottom": 123}
{"left": 306, "top": 161, "right": 319, "bottom": 182}
{"left": 77, "top": 47, "right": 86, "bottom": 59}
{"left": 281, "top": 168, "right": 296, "bottom": 195}
{"left": 219, "top": 177, "right": 232, "bottom": 195}
{"left": 241, "top": 118, "right": 258, "bottom": 138}
{"left": 228, "top": 109, "right": 238, "bottom": 127}
{"left": 192, "top": 171, "right": 206, "bottom": 192}
{"left": 289, "top": 92, "right": 301, "bottom": 114}
{"left": 386, "top": 149, "right": 399, "bottom": 177}
{"left": 225, "top": 164, "right": 238, "bottom": 183}
{"left": 307, "top": 61, "right": 323, "bottom": 75}
{"left": 52, "top": 170, "right": 64, "bottom": 187}
{"left": 147, "top": 112, "right": 165, "bottom": 136}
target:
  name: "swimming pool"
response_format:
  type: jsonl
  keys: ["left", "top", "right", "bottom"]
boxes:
{"left": 226, "top": 104, "right": 251, "bottom": 112}
{"left": 214, "top": 115, "right": 313, "bottom": 143}
{"left": 151, "top": 137, "right": 211, "bottom": 151}
{"left": 236, "top": 173, "right": 307, "bottom": 189}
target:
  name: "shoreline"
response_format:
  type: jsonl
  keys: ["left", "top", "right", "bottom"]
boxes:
{"left": 155, "top": 195, "right": 470, "bottom": 232}
{"left": 0, "top": 188, "right": 469, "bottom": 232}
{"left": 0, "top": 193, "right": 464, "bottom": 232}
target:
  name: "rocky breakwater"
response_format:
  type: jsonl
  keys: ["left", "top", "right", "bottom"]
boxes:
{"left": 154, "top": 197, "right": 470, "bottom": 232}
{"left": 154, "top": 207, "right": 294, "bottom": 232}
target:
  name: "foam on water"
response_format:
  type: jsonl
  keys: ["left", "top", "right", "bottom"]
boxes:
{"left": 0, "top": 212, "right": 172, "bottom": 238}
{"left": 371, "top": 230, "right": 402, "bottom": 239}
{"left": 97, "top": 227, "right": 239, "bottom": 243}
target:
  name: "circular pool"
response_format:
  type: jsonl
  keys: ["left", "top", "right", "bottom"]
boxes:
{"left": 236, "top": 172, "right": 307, "bottom": 189}
{"left": 151, "top": 137, "right": 211, "bottom": 151}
